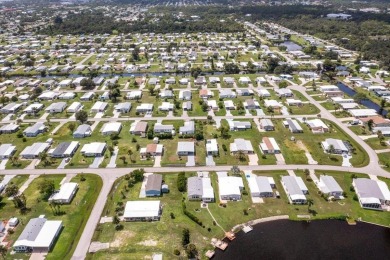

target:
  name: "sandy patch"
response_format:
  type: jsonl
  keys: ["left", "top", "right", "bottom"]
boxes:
{"left": 110, "top": 230, "right": 135, "bottom": 247}
{"left": 138, "top": 239, "right": 158, "bottom": 246}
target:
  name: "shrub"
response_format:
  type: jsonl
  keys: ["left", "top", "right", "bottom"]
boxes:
{"left": 173, "top": 249, "right": 180, "bottom": 256}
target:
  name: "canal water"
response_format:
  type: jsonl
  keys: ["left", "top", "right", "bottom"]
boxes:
{"left": 337, "top": 82, "right": 388, "bottom": 116}
{"left": 279, "top": 41, "right": 303, "bottom": 52}
{"left": 214, "top": 220, "right": 390, "bottom": 260}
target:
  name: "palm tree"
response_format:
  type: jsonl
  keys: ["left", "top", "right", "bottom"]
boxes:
{"left": 0, "top": 245, "right": 7, "bottom": 258}
{"left": 235, "top": 150, "right": 245, "bottom": 161}
{"left": 39, "top": 152, "right": 49, "bottom": 166}
{"left": 307, "top": 198, "right": 314, "bottom": 209}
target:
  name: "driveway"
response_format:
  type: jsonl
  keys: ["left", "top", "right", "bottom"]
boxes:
{"left": 106, "top": 147, "right": 118, "bottom": 168}
{"left": 0, "top": 159, "right": 8, "bottom": 170}
{"left": 248, "top": 154, "right": 259, "bottom": 165}
{"left": 206, "top": 155, "right": 216, "bottom": 166}
{"left": 256, "top": 109, "right": 265, "bottom": 116}
{"left": 89, "top": 156, "right": 104, "bottom": 168}
{"left": 275, "top": 153, "right": 286, "bottom": 165}
{"left": 139, "top": 173, "right": 153, "bottom": 198}
{"left": 57, "top": 158, "right": 69, "bottom": 169}
{"left": 214, "top": 118, "right": 221, "bottom": 128}
{"left": 153, "top": 155, "right": 162, "bottom": 167}
{"left": 186, "top": 155, "right": 196, "bottom": 166}
{"left": 94, "top": 112, "right": 104, "bottom": 119}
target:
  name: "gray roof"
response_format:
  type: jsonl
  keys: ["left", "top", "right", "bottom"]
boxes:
{"left": 282, "top": 176, "right": 304, "bottom": 196}
{"left": 260, "top": 119, "right": 274, "bottom": 127}
{"left": 24, "top": 122, "right": 45, "bottom": 134}
{"left": 154, "top": 124, "right": 173, "bottom": 131}
{"left": 256, "top": 176, "right": 273, "bottom": 193}
{"left": 146, "top": 174, "right": 162, "bottom": 192}
{"left": 354, "top": 178, "right": 387, "bottom": 200}
{"left": 178, "top": 142, "right": 195, "bottom": 153}
{"left": 74, "top": 124, "right": 91, "bottom": 135}
{"left": 51, "top": 142, "right": 71, "bottom": 156}
{"left": 187, "top": 177, "right": 203, "bottom": 197}
{"left": 320, "top": 175, "right": 343, "bottom": 193}
{"left": 179, "top": 121, "right": 195, "bottom": 133}
{"left": 46, "top": 102, "right": 66, "bottom": 111}
{"left": 16, "top": 218, "right": 46, "bottom": 242}
{"left": 287, "top": 119, "right": 302, "bottom": 132}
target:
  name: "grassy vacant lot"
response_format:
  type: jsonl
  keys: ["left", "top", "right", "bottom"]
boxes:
{"left": 89, "top": 170, "right": 390, "bottom": 260}
{"left": 1, "top": 174, "right": 102, "bottom": 260}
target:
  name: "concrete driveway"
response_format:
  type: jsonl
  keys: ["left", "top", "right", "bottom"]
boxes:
{"left": 206, "top": 155, "right": 216, "bottom": 166}
{"left": 0, "top": 159, "right": 8, "bottom": 170}
{"left": 275, "top": 154, "right": 286, "bottom": 165}
{"left": 153, "top": 156, "right": 161, "bottom": 167}
{"left": 57, "top": 158, "right": 69, "bottom": 169}
{"left": 186, "top": 155, "right": 196, "bottom": 166}
{"left": 248, "top": 154, "right": 259, "bottom": 165}
{"left": 107, "top": 147, "right": 118, "bottom": 168}
{"left": 89, "top": 156, "right": 104, "bottom": 168}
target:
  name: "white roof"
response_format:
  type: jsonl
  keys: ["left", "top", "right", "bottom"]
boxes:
{"left": 14, "top": 219, "right": 62, "bottom": 248}
{"left": 123, "top": 200, "right": 161, "bottom": 218}
{"left": 91, "top": 101, "right": 108, "bottom": 111}
{"left": 206, "top": 139, "right": 218, "bottom": 153}
{"left": 307, "top": 119, "right": 328, "bottom": 129}
{"left": 67, "top": 102, "right": 81, "bottom": 111}
{"left": 0, "top": 144, "right": 16, "bottom": 157}
{"left": 49, "top": 182, "right": 78, "bottom": 202}
{"left": 81, "top": 142, "right": 106, "bottom": 154}
{"left": 202, "top": 178, "right": 215, "bottom": 200}
{"left": 101, "top": 122, "right": 121, "bottom": 133}
{"left": 264, "top": 99, "right": 282, "bottom": 107}
{"left": 349, "top": 109, "right": 377, "bottom": 117}
{"left": 218, "top": 176, "right": 243, "bottom": 197}
{"left": 20, "top": 142, "right": 49, "bottom": 157}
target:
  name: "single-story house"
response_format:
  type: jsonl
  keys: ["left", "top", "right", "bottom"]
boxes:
{"left": 130, "top": 121, "right": 148, "bottom": 137}
{"left": 73, "top": 124, "right": 92, "bottom": 138}
{"left": 145, "top": 174, "right": 163, "bottom": 197}
{"left": 48, "top": 182, "right": 79, "bottom": 204}
{"left": 230, "top": 138, "right": 254, "bottom": 154}
{"left": 187, "top": 176, "right": 215, "bottom": 202}
{"left": 259, "top": 119, "right": 274, "bottom": 131}
{"left": 349, "top": 109, "right": 377, "bottom": 118}
{"left": 227, "top": 119, "right": 251, "bottom": 131}
{"left": 140, "top": 144, "right": 164, "bottom": 157}
{"left": 48, "top": 141, "right": 79, "bottom": 158}
{"left": 127, "top": 90, "right": 143, "bottom": 100}
{"left": 179, "top": 90, "right": 192, "bottom": 100}
{"left": 154, "top": 123, "right": 174, "bottom": 134}
{"left": 101, "top": 122, "right": 122, "bottom": 135}
{"left": 45, "top": 102, "right": 66, "bottom": 113}
{"left": 179, "top": 121, "right": 195, "bottom": 135}
{"left": 317, "top": 175, "right": 343, "bottom": 198}
{"left": 81, "top": 142, "right": 107, "bottom": 157}
{"left": 321, "top": 138, "right": 349, "bottom": 154}
{"left": 158, "top": 102, "right": 174, "bottom": 111}
{"left": 123, "top": 200, "right": 162, "bottom": 221}
{"left": 218, "top": 174, "right": 244, "bottom": 201}
{"left": 13, "top": 217, "right": 63, "bottom": 252}
{"left": 281, "top": 176, "right": 308, "bottom": 204}
{"left": 260, "top": 137, "right": 281, "bottom": 154}
{"left": 91, "top": 101, "right": 108, "bottom": 113}
{"left": 0, "top": 103, "right": 22, "bottom": 114}
{"left": 285, "top": 119, "right": 303, "bottom": 133}
{"left": 248, "top": 175, "right": 274, "bottom": 198}
{"left": 23, "top": 103, "right": 44, "bottom": 114}
{"left": 80, "top": 92, "right": 94, "bottom": 101}
{"left": 353, "top": 178, "right": 390, "bottom": 210}
{"left": 136, "top": 103, "right": 153, "bottom": 113}
{"left": 0, "top": 123, "right": 20, "bottom": 134}
{"left": 306, "top": 119, "right": 329, "bottom": 133}
{"left": 67, "top": 102, "right": 82, "bottom": 113}
{"left": 20, "top": 142, "right": 50, "bottom": 159}
{"left": 23, "top": 122, "right": 47, "bottom": 137}
{"left": 177, "top": 141, "right": 195, "bottom": 156}
{"left": 0, "top": 143, "right": 16, "bottom": 159}
{"left": 206, "top": 139, "right": 219, "bottom": 155}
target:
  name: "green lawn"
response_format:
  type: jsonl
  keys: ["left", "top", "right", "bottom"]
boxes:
{"left": 2, "top": 174, "right": 102, "bottom": 260}
{"left": 378, "top": 152, "right": 390, "bottom": 170}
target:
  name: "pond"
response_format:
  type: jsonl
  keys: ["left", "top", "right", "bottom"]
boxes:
{"left": 214, "top": 220, "right": 390, "bottom": 259}
{"left": 279, "top": 41, "right": 303, "bottom": 52}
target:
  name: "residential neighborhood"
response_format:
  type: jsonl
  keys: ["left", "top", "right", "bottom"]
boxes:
{"left": 0, "top": 1, "right": 389, "bottom": 260}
